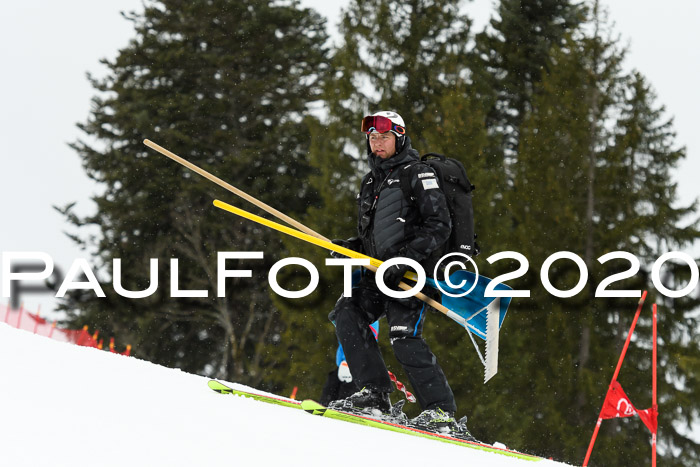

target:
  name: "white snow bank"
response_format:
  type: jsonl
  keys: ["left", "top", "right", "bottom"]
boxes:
{"left": 0, "top": 323, "right": 570, "bottom": 466}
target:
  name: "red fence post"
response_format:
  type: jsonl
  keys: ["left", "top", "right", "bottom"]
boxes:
{"left": 32, "top": 306, "right": 42, "bottom": 334}
{"left": 16, "top": 303, "right": 24, "bottom": 329}
{"left": 652, "top": 304, "right": 658, "bottom": 467}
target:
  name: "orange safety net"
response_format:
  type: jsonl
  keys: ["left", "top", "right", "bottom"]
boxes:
{"left": 1, "top": 303, "right": 131, "bottom": 356}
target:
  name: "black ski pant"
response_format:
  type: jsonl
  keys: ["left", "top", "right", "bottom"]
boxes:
{"left": 329, "top": 274, "right": 457, "bottom": 413}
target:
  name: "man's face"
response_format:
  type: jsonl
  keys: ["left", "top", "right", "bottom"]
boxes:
{"left": 369, "top": 132, "right": 397, "bottom": 159}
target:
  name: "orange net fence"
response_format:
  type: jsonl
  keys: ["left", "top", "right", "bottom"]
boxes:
{"left": 1, "top": 303, "right": 131, "bottom": 356}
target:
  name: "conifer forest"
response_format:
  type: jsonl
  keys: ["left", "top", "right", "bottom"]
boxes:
{"left": 59, "top": 1, "right": 699, "bottom": 464}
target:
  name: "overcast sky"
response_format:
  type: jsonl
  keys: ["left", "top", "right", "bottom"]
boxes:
{"left": 1, "top": 0, "right": 698, "bottom": 316}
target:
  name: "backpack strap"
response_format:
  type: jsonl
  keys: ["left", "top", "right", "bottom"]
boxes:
{"left": 398, "top": 161, "right": 422, "bottom": 202}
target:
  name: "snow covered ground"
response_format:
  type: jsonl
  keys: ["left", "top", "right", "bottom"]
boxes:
{"left": 0, "top": 323, "right": 570, "bottom": 466}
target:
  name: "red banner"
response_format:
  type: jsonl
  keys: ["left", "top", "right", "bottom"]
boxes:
{"left": 600, "top": 381, "right": 637, "bottom": 419}
{"left": 600, "top": 381, "right": 657, "bottom": 434}
{"left": 638, "top": 406, "right": 658, "bottom": 434}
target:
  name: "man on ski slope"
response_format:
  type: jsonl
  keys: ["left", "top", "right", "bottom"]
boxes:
{"left": 328, "top": 111, "right": 463, "bottom": 433}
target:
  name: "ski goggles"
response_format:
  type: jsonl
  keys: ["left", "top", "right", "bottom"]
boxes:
{"left": 361, "top": 115, "right": 406, "bottom": 135}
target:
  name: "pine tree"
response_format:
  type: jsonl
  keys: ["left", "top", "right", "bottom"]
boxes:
{"left": 481, "top": 2, "right": 700, "bottom": 463}
{"left": 327, "top": 0, "right": 472, "bottom": 145}
{"left": 474, "top": 0, "right": 585, "bottom": 165}
{"left": 593, "top": 68, "right": 700, "bottom": 467}
{"left": 60, "top": 0, "right": 329, "bottom": 388}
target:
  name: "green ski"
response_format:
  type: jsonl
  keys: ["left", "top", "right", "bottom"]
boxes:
{"left": 300, "top": 400, "right": 543, "bottom": 462}
{"left": 208, "top": 381, "right": 545, "bottom": 462}
{"left": 208, "top": 380, "right": 302, "bottom": 410}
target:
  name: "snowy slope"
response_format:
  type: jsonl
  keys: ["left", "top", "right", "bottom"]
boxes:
{"left": 0, "top": 323, "right": 570, "bottom": 467}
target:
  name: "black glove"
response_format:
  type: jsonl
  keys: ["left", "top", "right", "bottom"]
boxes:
{"left": 382, "top": 246, "right": 418, "bottom": 289}
{"left": 330, "top": 237, "right": 361, "bottom": 259}
{"left": 382, "top": 262, "right": 411, "bottom": 290}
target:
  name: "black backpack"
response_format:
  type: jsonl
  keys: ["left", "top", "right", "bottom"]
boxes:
{"left": 400, "top": 153, "right": 479, "bottom": 258}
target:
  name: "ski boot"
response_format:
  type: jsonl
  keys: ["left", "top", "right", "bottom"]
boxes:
{"left": 408, "top": 408, "right": 477, "bottom": 442}
{"left": 451, "top": 416, "right": 477, "bottom": 442}
{"left": 329, "top": 387, "right": 391, "bottom": 413}
{"left": 329, "top": 387, "right": 407, "bottom": 423}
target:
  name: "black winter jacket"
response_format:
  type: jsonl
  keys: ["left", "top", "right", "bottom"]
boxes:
{"left": 356, "top": 136, "right": 451, "bottom": 273}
